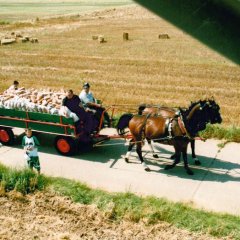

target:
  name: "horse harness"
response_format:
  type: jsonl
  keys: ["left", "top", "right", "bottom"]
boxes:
{"left": 139, "top": 112, "right": 194, "bottom": 143}
{"left": 164, "top": 112, "right": 192, "bottom": 140}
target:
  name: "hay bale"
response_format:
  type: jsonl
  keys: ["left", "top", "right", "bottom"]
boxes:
{"left": 123, "top": 32, "right": 129, "bottom": 41}
{"left": 23, "top": 36, "right": 30, "bottom": 41}
{"left": 98, "top": 35, "right": 105, "bottom": 43}
{"left": 4, "top": 35, "right": 12, "bottom": 39}
{"left": 30, "top": 38, "right": 38, "bottom": 43}
{"left": 16, "top": 33, "right": 23, "bottom": 38}
{"left": 21, "top": 38, "right": 28, "bottom": 43}
{"left": 158, "top": 34, "right": 170, "bottom": 39}
{"left": 92, "top": 35, "right": 98, "bottom": 40}
{"left": 0, "top": 38, "right": 16, "bottom": 45}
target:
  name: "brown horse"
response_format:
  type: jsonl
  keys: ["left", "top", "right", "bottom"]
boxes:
{"left": 138, "top": 104, "right": 200, "bottom": 164}
{"left": 123, "top": 100, "right": 222, "bottom": 175}
{"left": 117, "top": 104, "right": 200, "bottom": 164}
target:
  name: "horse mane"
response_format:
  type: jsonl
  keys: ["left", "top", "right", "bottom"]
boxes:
{"left": 179, "top": 99, "right": 206, "bottom": 121}
{"left": 188, "top": 100, "right": 204, "bottom": 112}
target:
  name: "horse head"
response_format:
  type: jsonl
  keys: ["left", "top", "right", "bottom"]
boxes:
{"left": 205, "top": 99, "right": 222, "bottom": 124}
{"left": 183, "top": 99, "right": 222, "bottom": 136}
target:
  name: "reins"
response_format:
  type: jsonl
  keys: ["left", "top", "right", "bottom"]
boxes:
{"left": 94, "top": 135, "right": 205, "bottom": 148}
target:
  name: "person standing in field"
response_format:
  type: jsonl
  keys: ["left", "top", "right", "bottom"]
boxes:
{"left": 22, "top": 128, "right": 41, "bottom": 174}
{"left": 79, "top": 82, "right": 111, "bottom": 127}
{"left": 5, "top": 80, "right": 19, "bottom": 94}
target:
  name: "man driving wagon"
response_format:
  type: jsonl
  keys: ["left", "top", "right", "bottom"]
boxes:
{"left": 79, "top": 82, "right": 111, "bottom": 127}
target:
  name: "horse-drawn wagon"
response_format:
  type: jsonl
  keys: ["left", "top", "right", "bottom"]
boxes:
{"left": 0, "top": 107, "right": 112, "bottom": 156}
{"left": 0, "top": 99, "right": 223, "bottom": 175}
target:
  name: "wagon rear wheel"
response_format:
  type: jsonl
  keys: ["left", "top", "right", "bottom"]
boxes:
{"left": 0, "top": 127, "right": 14, "bottom": 146}
{"left": 54, "top": 136, "right": 77, "bottom": 156}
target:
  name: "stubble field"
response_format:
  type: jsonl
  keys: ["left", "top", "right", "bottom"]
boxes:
{"left": 0, "top": 4, "right": 239, "bottom": 126}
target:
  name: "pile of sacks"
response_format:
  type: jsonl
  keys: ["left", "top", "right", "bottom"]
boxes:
{"left": 0, "top": 87, "right": 79, "bottom": 122}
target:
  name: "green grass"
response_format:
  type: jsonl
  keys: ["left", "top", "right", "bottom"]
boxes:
{"left": 0, "top": 164, "right": 47, "bottom": 194}
{"left": 2, "top": 162, "right": 239, "bottom": 238}
{"left": 200, "top": 124, "right": 240, "bottom": 143}
{"left": 0, "top": 20, "right": 9, "bottom": 25}
{"left": 0, "top": 0, "right": 133, "bottom": 21}
{"left": 50, "top": 177, "right": 240, "bottom": 239}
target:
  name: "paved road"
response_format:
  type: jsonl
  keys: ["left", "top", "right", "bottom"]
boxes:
{"left": 0, "top": 128, "right": 240, "bottom": 216}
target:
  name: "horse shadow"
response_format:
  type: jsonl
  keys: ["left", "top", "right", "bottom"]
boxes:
{"left": 138, "top": 145, "right": 240, "bottom": 183}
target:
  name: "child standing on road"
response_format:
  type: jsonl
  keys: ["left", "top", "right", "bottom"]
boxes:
{"left": 22, "top": 128, "right": 41, "bottom": 174}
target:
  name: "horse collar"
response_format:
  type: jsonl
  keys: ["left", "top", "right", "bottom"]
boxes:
{"left": 178, "top": 116, "right": 192, "bottom": 139}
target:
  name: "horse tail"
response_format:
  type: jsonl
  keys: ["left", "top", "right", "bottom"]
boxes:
{"left": 138, "top": 104, "right": 147, "bottom": 115}
{"left": 116, "top": 113, "right": 133, "bottom": 135}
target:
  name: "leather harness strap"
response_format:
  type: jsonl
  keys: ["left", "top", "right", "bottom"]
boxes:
{"left": 164, "top": 118, "right": 173, "bottom": 138}
{"left": 178, "top": 116, "right": 193, "bottom": 139}
{"left": 178, "top": 116, "right": 187, "bottom": 135}
{"left": 140, "top": 113, "right": 151, "bottom": 143}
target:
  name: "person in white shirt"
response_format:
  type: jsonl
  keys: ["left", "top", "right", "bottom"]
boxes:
{"left": 22, "top": 128, "right": 41, "bottom": 174}
{"left": 79, "top": 83, "right": 110, "bottom": 127}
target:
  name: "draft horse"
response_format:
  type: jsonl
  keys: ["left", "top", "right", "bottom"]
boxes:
{"left": 123, "top": 100, "right": 222, "bottom": 175}
{"left": 138, "top": 104, "right": 200, "bottom": 164}
{"left": 117, "top": 104, "right": 200, "bottom": 165}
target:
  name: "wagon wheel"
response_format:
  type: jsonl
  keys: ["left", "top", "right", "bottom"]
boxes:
{"left": 0, "top": 127, "right": 15, "bottom": 146}
{"left": 54, "top": 136, "right": 77, "bottom": 156}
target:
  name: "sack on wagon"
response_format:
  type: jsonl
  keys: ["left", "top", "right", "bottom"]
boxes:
{"left": 59, "top": 106, "right": 79, "bottom": 122}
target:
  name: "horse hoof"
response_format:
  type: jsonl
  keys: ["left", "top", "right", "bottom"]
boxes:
{"left": 194, "top": 159, "right": 201, "bottom": 165}
{"left": 195, "top": 160, "right": 201, "bottom": 165}
{"left": 186, "top": 168, "right": 194, "bottom": 175}
{"left": 142, "top": 162, "right": 150, "bottom": 171}
{"left": 164, "top": 164, "right": 174, "bottom": 170}
{"left": 153, "top": 154, "right": 159, "bottom": 158}
{"left": 125, "top": 158, "right": 129, "bottom": 163}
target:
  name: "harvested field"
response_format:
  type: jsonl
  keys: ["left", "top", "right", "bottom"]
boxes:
{"left": 0, "top": 5, "right": 239, "bottom": 126}
{"left": 0, "top": 191, "right": 221, "bottom": 240}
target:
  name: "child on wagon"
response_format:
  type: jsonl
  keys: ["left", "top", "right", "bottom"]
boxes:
{"left": 22, "top": 128, "right": 41, "bottom": 174}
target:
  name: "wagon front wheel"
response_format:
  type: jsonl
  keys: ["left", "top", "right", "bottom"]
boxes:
{"left": 0, "top": 127, "right": 14, "bottom": 146}
{"left": 54, "top": 136, "right": 77, "bottom": 156}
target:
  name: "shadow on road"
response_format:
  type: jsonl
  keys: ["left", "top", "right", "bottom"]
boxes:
{"left": 13, "top": 132, "right": 127, "bottom": 164}
{"left": 142, "top": 145, "right": 240, "bottom": 183}
{"left": 12, "top": 133, "right": 240, "bottom": 183}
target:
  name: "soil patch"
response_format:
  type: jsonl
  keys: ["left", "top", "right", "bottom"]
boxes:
{"left": 0, "top": 191, "right": 221, "bottom": 240}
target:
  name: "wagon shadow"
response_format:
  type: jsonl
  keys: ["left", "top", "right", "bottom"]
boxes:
{"left": 14, "top": 133, "right": 126, "bottom": 164}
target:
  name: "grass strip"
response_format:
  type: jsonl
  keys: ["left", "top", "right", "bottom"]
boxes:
{"left": 0, "top": 164, "right": 47, "bottom": 194}
{"left": 200, "top": 124, "right": 240, "bottom": 143}
{"left": 48, "top": 174, "right": 240, "bottom": 239}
